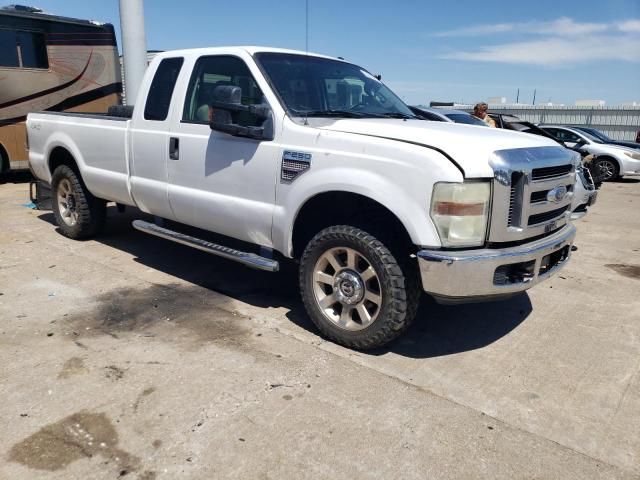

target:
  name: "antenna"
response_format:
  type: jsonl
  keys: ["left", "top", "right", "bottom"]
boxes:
{"left": 516, "top": 88, "right": 519, "bottom": 104}
{"left": 532, "top": 89, "right": 537, "bottom": 105}
{"left": 305, "top": 0, "right": 309, "bottom": 53}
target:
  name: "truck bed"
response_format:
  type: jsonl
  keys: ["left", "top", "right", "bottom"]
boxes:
{"left": 27, "top": 111, "right": 133, "bottom": 206}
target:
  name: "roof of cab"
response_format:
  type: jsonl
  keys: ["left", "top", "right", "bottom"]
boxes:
{"left": 153, "top": 46, "right": 341, "bottom": 61}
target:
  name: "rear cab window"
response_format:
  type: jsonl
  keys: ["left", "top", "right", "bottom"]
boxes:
{"left": 144, "top": 57, "right": 184, "bottom": 121}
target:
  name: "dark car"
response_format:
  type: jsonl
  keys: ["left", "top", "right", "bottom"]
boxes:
{"left": 410, "top": 106, "right": 487, "bottom": 126}
{"left": 571, "top": 126, "right": 640, "bottom": 151}
{"left": 488, "top": 114, "right": 564, "bottom": 144}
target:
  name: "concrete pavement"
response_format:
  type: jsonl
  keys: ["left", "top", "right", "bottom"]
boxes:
{"left": 1, "top": 174, "right": 639, "bottom": 479}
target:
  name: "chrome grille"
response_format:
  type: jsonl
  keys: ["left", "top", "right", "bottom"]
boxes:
{"left": 507, "top": 172, "right": 524, "bottom": 227}
{"left": 489, "top": 146, "right": 577, "bottom": 243}
{"left": 528, "top": 205, "right": 569, "bottom": 226}
{"left": 531, "top": 164, "right": 573, "bottom": 180}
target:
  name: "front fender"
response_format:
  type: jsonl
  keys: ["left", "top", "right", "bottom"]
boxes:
{"left": 273, "top": 166, "right": 449, "bottom": 257}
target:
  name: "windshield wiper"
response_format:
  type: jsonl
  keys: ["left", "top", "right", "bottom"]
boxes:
{"left": 377, "top": 112, "right": 418, "bottom": 119}
{"left": 296, "top": 109, "right": 369, "bottom": 118}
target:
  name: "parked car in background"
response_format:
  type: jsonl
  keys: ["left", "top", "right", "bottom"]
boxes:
{"left": 410, "top": 106, "right": 487, "bottom": 126}
{"left": 570, "top": 126, "right": 640, "bottom": 151}
{"left": 488, "top": 114, "right": 560, "bottom": 141}
{"left": 541, "top": 125, "right": 640, "bottom": 181}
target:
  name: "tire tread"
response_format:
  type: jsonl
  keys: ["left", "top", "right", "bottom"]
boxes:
{"left": 299, "top": 225, "right": 419, "bottom": 350}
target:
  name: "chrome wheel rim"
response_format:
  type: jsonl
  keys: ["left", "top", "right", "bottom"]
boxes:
{"left": 598, "top": 160, "right": 616, "bottom": 181}
{"left": 313, "top": 247, "right": 382, "bottom": 331}
{"left": 57, "top": 178, "right": 78, "bottom": 226}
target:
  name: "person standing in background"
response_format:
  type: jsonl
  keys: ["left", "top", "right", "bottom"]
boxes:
{"left": 472, "top": 102, "right": 496, "bottom": 127}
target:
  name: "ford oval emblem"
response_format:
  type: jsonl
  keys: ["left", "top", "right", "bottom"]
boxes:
{"left": 547, "top": 185, "right": 568, "bottom": 203}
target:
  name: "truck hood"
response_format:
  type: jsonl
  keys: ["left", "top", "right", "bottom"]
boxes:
{"left": 312, "top": 118, "right": 560, "bottom": 178}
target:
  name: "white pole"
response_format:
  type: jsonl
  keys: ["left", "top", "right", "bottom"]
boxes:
{"left": 119, "top": 0, "right": 147, "bottom": 106}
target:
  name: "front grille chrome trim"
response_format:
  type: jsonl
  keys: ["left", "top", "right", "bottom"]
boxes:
{"left": 489, "top": 146, "right": 578, "bottom": 243}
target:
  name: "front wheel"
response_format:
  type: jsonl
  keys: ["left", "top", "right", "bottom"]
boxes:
{"left": 299, "top": 225, "right": 420, "bottom": 350}
{"left": 593, "top": 157, "right": 619, "bottom": 182}
{"left": 51, "top": 165, "right": 106, "bottom": 239}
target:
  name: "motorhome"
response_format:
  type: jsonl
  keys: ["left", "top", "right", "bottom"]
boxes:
{"left": 0, "top": 5, "right": 121, "bottom": 173}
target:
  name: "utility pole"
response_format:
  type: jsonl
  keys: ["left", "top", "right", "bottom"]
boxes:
{"left": 119, "top": 0, "right": 148, "bottom": 106}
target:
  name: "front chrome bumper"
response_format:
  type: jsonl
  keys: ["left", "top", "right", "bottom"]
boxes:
{"left": 417, "top": 224, "right": 576, "bottom": 302}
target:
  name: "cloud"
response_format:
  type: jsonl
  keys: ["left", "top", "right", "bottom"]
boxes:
{"left": 439, "top": 35, "right": 640, "bottom": 66}
{"left": 434, "top": 17, "right": 611, "bottom": 37}
{"left": 434, "top": 17, "right": 640, "bottom": 66}
{"left": 618, "top": 19, "right": 640, "bottom": 33}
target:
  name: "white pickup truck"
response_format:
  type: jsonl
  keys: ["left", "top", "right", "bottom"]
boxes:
{"left": 28, "top": 47, "right": 580, "bottom": 349}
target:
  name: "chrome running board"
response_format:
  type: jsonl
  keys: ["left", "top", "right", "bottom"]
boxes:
{"left": 132, "top": 220, "right": 279, "bottom": 272}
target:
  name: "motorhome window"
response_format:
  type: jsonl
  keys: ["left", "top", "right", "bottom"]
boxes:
{"left": 0, "top": 30, "right": 48, "bottom": 68}
{"left": 0, "top": 30, "right": 20, "bottom": 67}
{"left": 17, "top": 31, "right": 48, "bottom": 69}
{"left": 182, "top": 55, "right": 265, "bottom": 126}
{"left": 144, "top": 57, "right": 184, "bottom": 121}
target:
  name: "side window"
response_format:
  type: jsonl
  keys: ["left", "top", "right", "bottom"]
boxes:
{"left": 17, "top": 31, "right": 48, "bottom": 68}
{"left": 0, "top": 29, "right": 48, "bottom": 68}
{"left": 563, "top": 130, "right": 582, "bottom": 143}
{"left": 182, "top": 55, "right": 266, "bottom": 126}
{"left": 551, "top": 129, "right": 580, "bottom": 143}
{"left": 144, "top": 57, "right": 184, "bottom": 121}
{"left": 544, "top": 128, "right": 560, "bottom": 139}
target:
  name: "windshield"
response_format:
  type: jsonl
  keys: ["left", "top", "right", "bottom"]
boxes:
{"left": 254, "top": 53, "right": 416, "bottom": 119}
{"left": 574, "top": 129, "right": 604, "bottom": 144}
{"left": 445, "top": 113, "right": 487, "bottom": 126}
{"left": 577, "top": 127, "right": 611, "bottom": 143}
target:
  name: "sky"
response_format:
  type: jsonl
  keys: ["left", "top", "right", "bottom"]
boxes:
{"left": 25, "top": 0, "right": 640, "bottom": 106}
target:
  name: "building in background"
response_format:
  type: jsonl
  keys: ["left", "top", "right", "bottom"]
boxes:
{"left": 575, "top": 99, "right": 606, "bottom": 107}
{"left": 487, "top": 96, "right": 507, "bottom": 105}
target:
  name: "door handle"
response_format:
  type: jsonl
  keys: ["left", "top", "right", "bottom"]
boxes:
{"left": 169, "top": 137, "right": 179, "bottom": 160}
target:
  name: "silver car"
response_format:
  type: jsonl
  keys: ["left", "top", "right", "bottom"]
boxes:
{"left": 541, "top": 125, "right": 640, "bottom": 181}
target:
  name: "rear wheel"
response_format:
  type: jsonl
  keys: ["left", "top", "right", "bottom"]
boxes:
{"left": 299, "top": 225, "right": 419, "bottom": 350}
{"left": 51, "top": 165, "right": 106, "bottom": 239}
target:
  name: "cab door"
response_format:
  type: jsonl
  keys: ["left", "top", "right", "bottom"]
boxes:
{"left": 166, "top": 54, "right": 280, "bottom": 247}
{"left": 129, "top": 57, "right": 184, "bottom": 219}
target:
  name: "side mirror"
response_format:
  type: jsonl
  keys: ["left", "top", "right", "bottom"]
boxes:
{"left": 573, "top": 139, "right": 587, "bottom": 149}
{"left": 209, "top": 85, "right": 271, "bottom": 140}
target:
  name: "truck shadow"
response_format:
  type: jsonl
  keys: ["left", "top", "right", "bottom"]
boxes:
{"left": 37, "top": 207, "right": 531, "bottom": 359}
{"left": 0, "top": 171, "right": 33, "bottom": 184}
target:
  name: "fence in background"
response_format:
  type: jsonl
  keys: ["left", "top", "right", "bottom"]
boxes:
{"left": 452, "top": 105, "right": 640, "bottom": 141}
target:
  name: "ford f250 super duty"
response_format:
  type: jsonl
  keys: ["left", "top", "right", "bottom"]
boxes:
{"left": 27, "top": 47, "right": 580, "bottom": 349}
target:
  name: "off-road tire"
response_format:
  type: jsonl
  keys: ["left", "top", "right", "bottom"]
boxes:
{"left": 299, "top": 225, "right": 420, "bottom": 350}
{"left": 51, "top": 165, "right": 106, "bottom": 239}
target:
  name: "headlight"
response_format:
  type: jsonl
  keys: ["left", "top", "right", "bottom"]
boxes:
{"left": 430, "top": 182, "right": 491, "bottom": 247}
{"left": 623, "top": 150, "right": 640, "bottom": 160}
